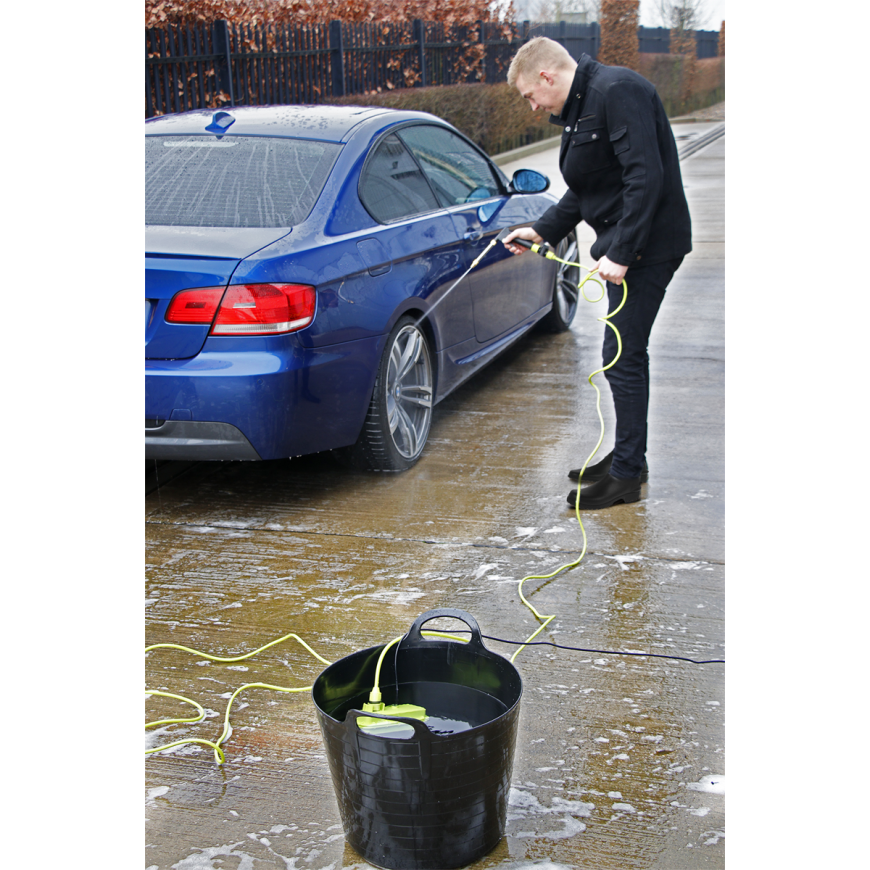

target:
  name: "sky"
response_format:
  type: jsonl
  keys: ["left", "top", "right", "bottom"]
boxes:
{"left": 700, "top": 1, "right": 725, "bottom": 31}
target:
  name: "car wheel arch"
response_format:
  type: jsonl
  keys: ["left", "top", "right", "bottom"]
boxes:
{"left": 335, "top": 312, "right": 437, "bottom": 471}
{"left": 382, "top": 304, "right": 440, "bottom": 400}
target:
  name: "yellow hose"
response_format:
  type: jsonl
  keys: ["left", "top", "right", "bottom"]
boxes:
{"left": 145, "top": 248, "right": 628, "bottom": 760}
{"left": 510, "top": 262, "right": 627, "bottom": 662}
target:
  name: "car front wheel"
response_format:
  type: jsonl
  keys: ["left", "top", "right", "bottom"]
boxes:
{"left": 538, "top": 232, "right": 580, "bottom": 333}
{"left": 337, "top": 315, "right": 434, "bottom": 472}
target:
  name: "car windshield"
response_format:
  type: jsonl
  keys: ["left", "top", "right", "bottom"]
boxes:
{"left": 146, "top": 136, "right": 341, "bottom": 228}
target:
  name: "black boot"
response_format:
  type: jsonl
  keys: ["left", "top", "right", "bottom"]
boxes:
{"left": 566, "top": 473, "right": 642, "bottom": 509}
{"left": 568, "top": 451, "right": 649, "bottom": 484}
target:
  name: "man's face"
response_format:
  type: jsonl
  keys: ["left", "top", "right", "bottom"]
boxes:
{"left": 515, "top": 70, "right": 566, "bottom": 115}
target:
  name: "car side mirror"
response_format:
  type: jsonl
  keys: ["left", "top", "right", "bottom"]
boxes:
{"left": 509, "top": 169, "right": 550, "bottom": 194}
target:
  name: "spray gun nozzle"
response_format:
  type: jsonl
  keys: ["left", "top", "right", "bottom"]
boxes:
{"left": 497, "top": 231, "right": 553, "bottom": 259}
{"left": 495, "top": 229, "right": 533, "bottom": 249}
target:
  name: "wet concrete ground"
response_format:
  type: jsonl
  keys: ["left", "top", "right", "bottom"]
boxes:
{"left": 146, "top": 127, "right": 724, "bottom": 869}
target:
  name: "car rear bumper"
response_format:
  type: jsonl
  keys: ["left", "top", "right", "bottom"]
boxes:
{"left": 145, "top": 419, "right": 262, "bottom": 461}
{"left": 145, "top": 338, "right": 382, "bottom": 461}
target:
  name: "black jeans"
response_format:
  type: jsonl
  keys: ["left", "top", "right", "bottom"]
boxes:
{"left": 602, "top": 257, "right": 683, "bottom": 480}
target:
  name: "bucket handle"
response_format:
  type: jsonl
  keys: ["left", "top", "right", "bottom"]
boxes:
{"left": 403, "top": 608, "right": 487, "bottom": 652}
{"left": 346, "top": 708, "right": 432, "bottom": 778}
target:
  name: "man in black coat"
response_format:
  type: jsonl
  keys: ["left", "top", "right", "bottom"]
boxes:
{"left": 503, "top": 37, "right": 692, "bottom": 509}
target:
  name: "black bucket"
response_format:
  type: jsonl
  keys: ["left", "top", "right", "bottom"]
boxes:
{"left": 312, "top": 608, "right": 523, "bottom": 870}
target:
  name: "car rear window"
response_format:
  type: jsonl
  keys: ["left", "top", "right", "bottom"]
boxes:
{"left": 146, "top": 136, "right": 341, "bottom": 228}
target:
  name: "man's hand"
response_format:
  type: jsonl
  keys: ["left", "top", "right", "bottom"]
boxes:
{"left": 595, "top": 255, "right": 628, "bottom": 285}
{"left": 501, "top": 227, "right": 544, "bottom": 256}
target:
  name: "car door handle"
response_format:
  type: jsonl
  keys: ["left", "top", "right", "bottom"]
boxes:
{"left": 463, "top": 230, "right": 483, "bottom": 242}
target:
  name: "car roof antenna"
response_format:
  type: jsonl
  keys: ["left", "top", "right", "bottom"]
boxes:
{"left": 205, "top": 112, "right": 235, "bottom": 136}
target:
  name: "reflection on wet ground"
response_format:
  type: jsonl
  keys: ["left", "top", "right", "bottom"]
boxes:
{"left": 146, "top": 138, "right": 724, "bottom": 869}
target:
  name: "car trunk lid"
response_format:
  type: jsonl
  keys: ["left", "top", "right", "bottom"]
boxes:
{"left": 145, "top": 226, "right": 291, "bottom": 360}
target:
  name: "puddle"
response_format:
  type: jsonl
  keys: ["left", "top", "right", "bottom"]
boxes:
{"left": 687, "top": 774, "right": 725, "bottom": 794}
{"left": 507, "top": 787, "right": 594, "bottom": 840}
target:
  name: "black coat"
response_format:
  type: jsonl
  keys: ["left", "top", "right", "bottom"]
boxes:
{"left": 533, "top": 54, "right": 692, "bottom": 268}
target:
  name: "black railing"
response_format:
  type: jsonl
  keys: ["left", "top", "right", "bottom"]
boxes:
{"left": 146, "top": 19, "right": 720, "bottom": 118}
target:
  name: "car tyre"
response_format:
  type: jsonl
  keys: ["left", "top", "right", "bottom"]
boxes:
{"left": 337, "top": 315, "right": 434, "bottom": 472}
{"left": 538, "top": 232, "right": 580, "bottom": 333}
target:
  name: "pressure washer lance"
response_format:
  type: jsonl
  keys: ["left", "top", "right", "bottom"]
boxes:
{"left": 410, "top": 231, "right": 500, "bottom": 327}
{"left": 467, "top": 227, "right": 550, "bottom": 267}
{"left": 413, "top": 230, "right": 555, "bottom": 330}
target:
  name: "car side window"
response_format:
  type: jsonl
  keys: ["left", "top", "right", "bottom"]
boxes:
{"left": 359, "top": 133, "right": 441, "bottom": 223}
{"left": 398, "top": 125, "right": 502, "bottom": 207}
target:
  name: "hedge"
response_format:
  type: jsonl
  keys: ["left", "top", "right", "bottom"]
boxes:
{"left": 637, "top": 54, "right": 724, "bottom": 118}
{"left": 327, "top": 55, "right": 724, "bottom": 156}
{"left": 326, "top": 82, "right": 555, "bottom": 157}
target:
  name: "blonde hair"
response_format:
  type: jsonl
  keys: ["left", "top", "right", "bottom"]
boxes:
{"left": 507, "top": 37, "right": 576, "bottom": 88}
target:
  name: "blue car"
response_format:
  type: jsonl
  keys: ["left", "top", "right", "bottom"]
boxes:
{"left": 146, "top": 105, "right": 578, "bottom": 470}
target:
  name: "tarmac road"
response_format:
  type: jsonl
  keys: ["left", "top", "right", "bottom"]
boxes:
{"left": 145, "top": 124, "right": 725, "bottom": 870}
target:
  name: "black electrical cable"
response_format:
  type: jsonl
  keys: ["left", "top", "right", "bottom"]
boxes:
{"left": 392, "top": 632, "right": 406, "bottom": 702}
{"left": 445, "top": 630, "right": 724, "bottom": 665}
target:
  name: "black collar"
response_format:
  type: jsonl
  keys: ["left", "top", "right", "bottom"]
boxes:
{"left": 548, "top": 53, "right": 599, "bottom": 127}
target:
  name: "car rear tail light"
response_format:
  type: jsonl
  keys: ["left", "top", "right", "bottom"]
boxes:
{"left": 211, "top": 284, "right": 316, "bottom": 335}
{"left": 164, "top": 287, "right": 225, "bottom": 324}
{"left": 164, "top": 283, "right": 316, "bottom": 334}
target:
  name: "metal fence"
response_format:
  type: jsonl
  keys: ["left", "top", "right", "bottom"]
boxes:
{"left": 146, "top": 19, "right": 721, "bottom": 118}
{"left": 146, "top": 19, "right": 514, "bottom": 117}
{"left": 637, "top": 26, "right": 718, "bottom": 58}
{"left": 526, "top": 20, "right": 601, "bottom": 61}
{"left": 526, "top": 23, "right": 720, "bottom": 60}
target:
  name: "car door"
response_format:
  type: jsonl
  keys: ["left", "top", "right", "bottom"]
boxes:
{"left": 356, "top": 131, "right": 475, "bottom": 352}
{"left": 396, "top": 124, "right": 553, "bottom": 344}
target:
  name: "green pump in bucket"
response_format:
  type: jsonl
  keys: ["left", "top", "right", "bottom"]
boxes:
{"left": 311, "top": 608, "right": 523, "bottom": 870}
{"left": 356, "top": 704, "right": 428, "bottom": 735}
{"left": 356, "top": 633, "right": 429, "bottom": 735}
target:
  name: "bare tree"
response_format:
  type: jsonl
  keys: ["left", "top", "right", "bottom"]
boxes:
{"left": 650, "top": 0, "right": 710, "bottom": 31}
{"left": 652, "top": 0, "right": 705, "bottom": 108}
{"left": 522, "top": 0, "right": 601, "bottom": 22}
